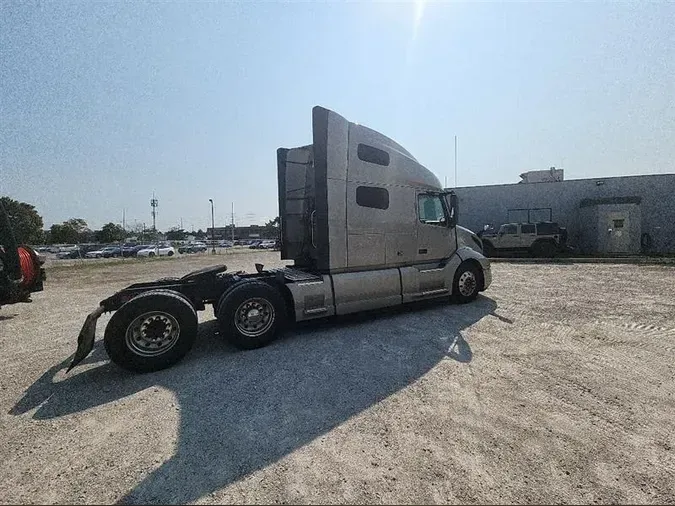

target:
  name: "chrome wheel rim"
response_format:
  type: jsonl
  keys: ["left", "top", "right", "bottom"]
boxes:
{"left": 458, "top": 271, "right": 477, "bottom": 297}
{"left": 234, "top": 298, "right": 275, "bottom": 337}
{"left": 125, "top": 311, "right": 180, "bottom": 357}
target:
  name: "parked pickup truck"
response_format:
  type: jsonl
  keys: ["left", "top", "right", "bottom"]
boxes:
{"left": 68, "top": 106, "right": 492, "bottom": 373}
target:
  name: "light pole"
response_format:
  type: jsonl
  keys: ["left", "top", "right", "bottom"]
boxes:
{"left": 209, "top": 199, "right": 216, "bottom": 254}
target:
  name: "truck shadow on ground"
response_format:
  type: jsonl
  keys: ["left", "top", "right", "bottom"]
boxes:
{"left": 11, "top": 295, "right": 496, "bottom": 504}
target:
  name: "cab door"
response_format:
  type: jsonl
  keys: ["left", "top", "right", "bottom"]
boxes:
{"left": 416, "top": 193, "right": 452, "bottom": 262}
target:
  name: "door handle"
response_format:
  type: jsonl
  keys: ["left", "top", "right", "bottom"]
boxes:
{"left": 418, "top": 248, "right": 428, "bottom": 254}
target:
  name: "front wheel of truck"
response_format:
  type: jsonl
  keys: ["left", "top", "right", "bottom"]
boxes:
{"left": 217, "top": 281, "right": 286, "bottom": 350}
{"left": 452, "top": 262, "right": 481, "bottom": 304}
{"left": 104, "top": 290, "right": 198, "bottom": 372}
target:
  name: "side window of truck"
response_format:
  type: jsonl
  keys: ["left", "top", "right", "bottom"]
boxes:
{"left": 356, "top": 186, "right": 389, "bottom": 210}
{"left": 418, "top": 194, "right": 446, "bottom": 225}
{"left": 357, "top": 144, "right": 390, "bottom": 166}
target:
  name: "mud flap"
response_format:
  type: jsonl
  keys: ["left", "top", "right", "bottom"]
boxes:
{"left": 67, "top": 306, "right": 105, "bottom": 373}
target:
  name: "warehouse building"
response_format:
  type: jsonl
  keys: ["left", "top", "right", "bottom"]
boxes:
{"left": 452, "top": 170, "right": 675, "bottom": 255}
{"left": 207, "top": 225, "right": 277, "bottom": 240}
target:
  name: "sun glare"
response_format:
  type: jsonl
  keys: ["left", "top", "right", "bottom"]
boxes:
{"left": 412, "top": 0, "right": 426, "bottom": 41}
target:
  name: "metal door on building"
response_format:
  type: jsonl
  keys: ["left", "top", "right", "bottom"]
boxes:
{"left": 604, "top": 211, "right": 630, "bottom": 253}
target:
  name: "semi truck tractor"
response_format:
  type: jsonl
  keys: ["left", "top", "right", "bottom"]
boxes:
{"left": 68, "top": 106, "right": 492, "bottom": 373}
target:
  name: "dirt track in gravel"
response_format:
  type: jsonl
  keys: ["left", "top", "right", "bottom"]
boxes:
{"left": 1, "top": 251, "right": 674, "bottom": 504}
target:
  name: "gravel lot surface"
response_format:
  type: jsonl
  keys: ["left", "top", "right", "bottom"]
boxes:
{"left": 1, "top": 252, "right": 674, "bottom": 504}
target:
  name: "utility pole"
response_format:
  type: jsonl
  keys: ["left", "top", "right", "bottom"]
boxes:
{"left": 122, "top": 208, "right": 126, "bottom": 232}
{"left": 231, "top": 202, "right": 235, "bottom": 242}
{"left": 454, "top": 136, "right": 458, "bottom": 188}
{"left": 209, "top": 199, "right": 216, "bottom": 254}
{"left": 150, "top": 193, "right": 158, "bottom": 233}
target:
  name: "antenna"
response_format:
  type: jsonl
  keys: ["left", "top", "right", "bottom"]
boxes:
{"left": 150, "top": 192, "right": 158, "bottom": 232}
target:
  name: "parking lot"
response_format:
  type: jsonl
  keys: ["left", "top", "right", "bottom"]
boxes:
{"left": 1, "top": 253, "right": 674, "bottom": 504}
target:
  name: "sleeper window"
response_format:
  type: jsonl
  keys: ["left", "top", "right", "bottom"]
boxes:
{"left": 357, "top": 144, "right": 390, "bottom": 166}
{"left": 356, "top": 186, "right": 389, "bottom": 210}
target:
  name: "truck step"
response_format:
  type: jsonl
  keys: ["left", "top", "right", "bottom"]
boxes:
{"left": 271, "top": 267, "right": 323, "bottom": 283}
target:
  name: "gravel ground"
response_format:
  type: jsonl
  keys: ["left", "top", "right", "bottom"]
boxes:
{"left": 1, "top": 252, "right": 674, "bottom": 504}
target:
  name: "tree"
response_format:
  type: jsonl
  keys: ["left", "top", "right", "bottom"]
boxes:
{"left": 195, "top": 229, "right": 207, "bottom": 240}
{"left": 96, "top": 222, "right": 126, "bottom": 243}
{"left": 0, "top": 196, "right": 44, "bottom": 244}
{"left": 263, "top": 216, "right": 280, "bottom": 239}
{"left": 48, "top": 218, "right": 91, "bottom": 244}
{"left": 265, "top": 217, "right": 280, "bottom": 228}
{"left": 165, "top": 227, "right": 186, "bottom": 241}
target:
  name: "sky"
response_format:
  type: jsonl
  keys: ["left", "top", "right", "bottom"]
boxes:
{"left": 1, "top": 1, "right": 674, "bottom": 231}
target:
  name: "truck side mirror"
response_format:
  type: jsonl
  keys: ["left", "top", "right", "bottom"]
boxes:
{"left": 447, "top": 193, "right": 458, "bottom": 227}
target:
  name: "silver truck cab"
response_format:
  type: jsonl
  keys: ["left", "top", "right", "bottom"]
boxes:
{"left": 69, "top": 106, "right": 493, "bottom": 374}
{"left": 277, "top": 106, "right": 491, "bottom": 322}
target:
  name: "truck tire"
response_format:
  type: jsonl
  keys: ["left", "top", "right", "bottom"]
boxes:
{"left": 532, "top": 240, "right": 556, "bottom": 258}
{"left": 217, "top": 281, "right": 286, "bottom": 350}
{"left": 453, "top": 262, "right": 481, "bottom": 303}
{"left": 104, "top": 290, "right": 198, "bottom": 372}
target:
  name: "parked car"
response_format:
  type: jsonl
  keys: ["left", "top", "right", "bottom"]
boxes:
{"left": 129, "top": 244, "right": 153, "bottom": 257}
{"left": 101, "top": 246, "right": 122, "bottom": 258}
{"left": 218, "top": 240, "right": 233, "bottom": 248}
{"left": 57, "top": 248, "right": 83, "bottom": 259}
{"left": 259, "top": 240, "right": 276, "bottom": 250}
{"left": 248, "top": 241, "right": 262, "bottom": 249}
{"left": 85, "top": 248, "right": 106, "bottom": 258}
{"left": 178, "top": 242, "right": 207, "bottom": 254}
{"left": 122, "top": 243, "right": 140, "bottom": 257}
{"left": 480, "top": 221, "right": 568, "bottom": 257}
{"left": 136, "top": 244, "right": 176, "bottom": 257}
